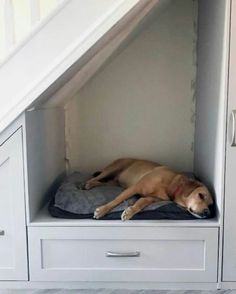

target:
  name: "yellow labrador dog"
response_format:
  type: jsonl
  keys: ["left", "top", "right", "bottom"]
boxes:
{"left": 84, "top": 158, "right": 213, "bottom": 220}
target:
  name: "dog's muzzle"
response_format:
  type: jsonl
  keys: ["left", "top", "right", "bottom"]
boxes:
{"left": 188, "top": 208, "right": 210, "bottom": 219}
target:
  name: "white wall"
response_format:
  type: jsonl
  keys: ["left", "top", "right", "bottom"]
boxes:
{"left": 194, "top": 0, "right": 230, "bottom": 217}
{"left": 65, "top": 0, "right": 197, "bottom": 173}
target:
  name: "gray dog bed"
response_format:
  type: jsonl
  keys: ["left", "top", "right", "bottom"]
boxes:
{"left": 48, "top": 172, "right": 214, "bottom": 220}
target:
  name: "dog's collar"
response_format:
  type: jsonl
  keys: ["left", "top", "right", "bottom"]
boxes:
{"left": 172, "top": 186, "right": 182, "bottom": 199}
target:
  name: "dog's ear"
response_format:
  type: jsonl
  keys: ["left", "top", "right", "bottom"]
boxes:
{"left": 168, "top": 175, "right": 199, "bottom": 198}
{"left": 181, "top": 178, "right": 200, "bottom": 197}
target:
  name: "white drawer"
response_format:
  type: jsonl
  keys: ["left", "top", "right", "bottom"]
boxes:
{"left": 28, "top": 226, "right": 218, "bottom": 282}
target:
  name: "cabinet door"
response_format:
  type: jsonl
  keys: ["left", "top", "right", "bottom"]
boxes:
{"left": 223, "top": 0, "right": 236, "bottom": 282}
{"left": 0, "top": 129, "right": 28, "bottom": 280}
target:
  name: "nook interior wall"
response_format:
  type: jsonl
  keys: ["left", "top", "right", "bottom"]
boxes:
{"left": 65, "top": 0, "right": 198, "bottom": 173}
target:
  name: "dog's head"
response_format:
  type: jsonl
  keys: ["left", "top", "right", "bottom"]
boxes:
{"left": 184, "top": 185, "right": 213, "bottom": 218}
{"left": 169, "top": 175, "right": 213, "bottom": 218}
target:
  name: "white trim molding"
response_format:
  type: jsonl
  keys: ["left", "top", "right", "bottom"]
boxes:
{"left": 0, "top": 0, "right": 153, "bottom": 135}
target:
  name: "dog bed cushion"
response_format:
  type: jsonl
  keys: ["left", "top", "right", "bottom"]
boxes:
{"left": 48, "top": 172, "right": 214, "bottom": 220}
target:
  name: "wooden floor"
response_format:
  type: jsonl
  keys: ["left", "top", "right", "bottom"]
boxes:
{"left": 0, "top": 290, "right": 234, "bottom": 294}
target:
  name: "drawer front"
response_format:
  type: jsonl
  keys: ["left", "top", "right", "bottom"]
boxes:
{"left": 28, "top": 226, "right": 218, "bottom": 282}
{"left": 0, "top": 129, "right": 28, "bottom": 280}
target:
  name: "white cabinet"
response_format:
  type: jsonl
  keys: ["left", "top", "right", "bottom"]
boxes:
{"left": 0, "top": 0, "right": 229, "bottom": 287}
{"left": 28, "top": 226, "right": 218, "bottom": 282}
{"left": 223, "top": 0, "right": 236, "bottom": 282}
{"left": 0, "top": 129, "right": 28, "bottom": 280}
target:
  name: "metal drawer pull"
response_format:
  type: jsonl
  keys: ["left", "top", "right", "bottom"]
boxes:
{"left": 0, "top": 230, "right": 5, "bottom": 236}
{"left": 230, "top": 110, "right": 236, "bottom": 146}
{"left": 105, "top": 251, "right": 140, "bottom": 257}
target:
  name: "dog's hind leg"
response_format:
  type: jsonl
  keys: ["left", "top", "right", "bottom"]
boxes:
{"left": 85, "top": 158, "right": 134, "bottom": 190}
{"left": 121, "top": 196, "right": 159, "bottom": 221}
{"left": 94, "top": 185, "right": 138, "bottom": 219}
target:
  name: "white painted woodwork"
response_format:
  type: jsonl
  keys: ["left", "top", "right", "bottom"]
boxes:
{"left": 0, "top": 115, "right": 24, "bottom": 146}
{"left": 0, "top": 0, "right": 232, "bottom": 287}
{"left": 223, "top": 0, "right": 236, "bottom": 282}
{"left": 0, "top": 128, "right": 28, "bottom": 280}
{"left": 3, "top": 0, "right": 15, "bottom": 51}
{"left": 29, "top": 203, "right": 219, "bottom": 227}
{"left": 194, "top": 1, "right": 231, "bottom": 285}
{"left": 0, "top": 0, "right": 149, "bottom": 135}
{"left": 0, "top": 0, "right": 62, "bottom": 62}
{"left": 28, "top": 226, "right": 218, "bottom": 282}
{"left": 0, "top": 281, "right": 220, "bottom": 290}
{"left": 25, "top": 109, "right": 65, "bottom": 223}
{"left": 194, "top": 0, "right": 230, "bottom": 221}
{"left": 29, "top": 0, "right": 41, "bottom": 26}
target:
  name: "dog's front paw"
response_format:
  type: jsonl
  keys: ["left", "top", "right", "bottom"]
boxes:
{"left": 121, "top": 207, "right": 134, "bottom": 221}
{"left": 84, "top": 179, "right": 100, "bottom": 190}
{"left": 84, "top": 180, "right": 94, "bottom": 190}
{"left": 94, "top": 205, "right": 108, "bottom": 219}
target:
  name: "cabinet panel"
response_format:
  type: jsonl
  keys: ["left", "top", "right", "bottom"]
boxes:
{"left": 223, "top": 0, "right": 236, "bottom": 282}
{"left": 28, "top": 226, "right": 218, "bottom": 282}
{"left": 0, "top": 129, "right": 28, "bottom": 280}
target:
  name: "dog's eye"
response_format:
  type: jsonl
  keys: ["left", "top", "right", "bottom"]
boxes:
{"left": 199, "top": 193, "right": 205, "bottom": 200}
